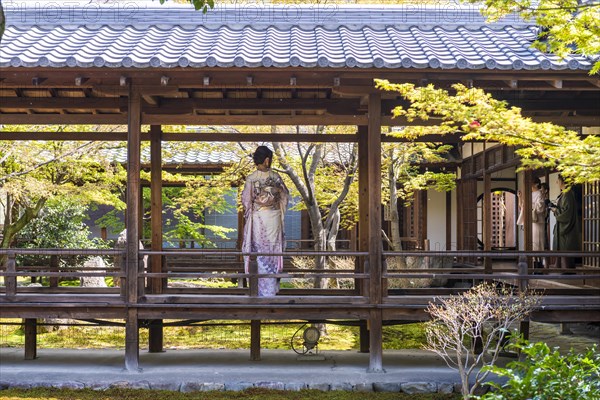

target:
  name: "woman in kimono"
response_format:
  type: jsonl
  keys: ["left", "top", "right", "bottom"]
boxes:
{"left": 241, "top": 146, "right": 289, "bottom": 296}
{"left": 517, "top": 177, "right": 547, "bottom": 267}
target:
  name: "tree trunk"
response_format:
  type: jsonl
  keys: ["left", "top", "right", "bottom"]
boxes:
{"left": 0, "top": 0, "right": 5, "bottom": 43}
{"left": 1, "top": 198, "right": 46, "bottom": 247}
{"left": 307, "top": 204, "right": 327, "bottom": 289}
{"left": 325, "top": 208, "right": 340, "bottom": 252}
{"left": 1, "top": 198, "right": 46, "bottom": 265}
{"left": 387, "top": 152, "right": 407, "bottom": 270}
{"left": 388, "top": 151, "right": 402, "bottom": 252}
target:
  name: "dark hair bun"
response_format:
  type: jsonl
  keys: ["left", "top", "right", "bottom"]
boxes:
{"left": 253, "top": 146, "right": 273, "bottom": 165}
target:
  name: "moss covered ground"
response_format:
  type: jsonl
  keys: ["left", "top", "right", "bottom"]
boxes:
{"left": 0, "top": 320, "right": 427, "bottom": 351}
{"left": 0, "top": 388, "right": 460, "bottom": 400}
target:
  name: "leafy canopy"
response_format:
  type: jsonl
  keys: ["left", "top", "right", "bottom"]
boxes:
{"left": 376, "top": 79, "right": 600, "bottom": 185}
{"left": 464, "top": 0, "right": 600, "bottom": 74}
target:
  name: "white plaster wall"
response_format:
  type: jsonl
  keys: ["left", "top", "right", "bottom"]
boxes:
{"left": 427, "top": 189, "right": 448, "bottom": 250}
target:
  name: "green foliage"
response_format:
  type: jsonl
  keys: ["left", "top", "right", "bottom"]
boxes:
{"left": 463, "top": 0, "right": 600, "bottom": 74}
{"left": 375, "top": 80, "right": 600, "bottom": 185}
{"left": 94, "top": 208, "right": 125, "bottom": 237}
{"left": 481, "top": 341, "right": 600, "bottom": 400}
{"left": 1, "top": 127, "right": 126, "bottom": 250}
{"left": 18, "top": 197, "right": 100, "bottom": 249}
{"left": 159, "top": 183, "right": 236, "bottom": 247}
{"left": 383, "top": 140, "right": 456, "bottom": 203}
{"left": 383, "top": 323, "right": 428, "bottom": 350}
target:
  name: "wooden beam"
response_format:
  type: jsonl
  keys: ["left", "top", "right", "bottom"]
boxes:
{"left": 152, "top": 98, "right": 361, "bottom": 113}
{"left": 0, "top": 97, "right": 126, "bottom": 109}
{"left": 125, "top": 83, "right": 142, "bottom": 372}
{"left": 528, "top": 115, "right": 600, "bottom": 126}
{"left": 0, "top": 97, "right": 361, "bottom": 113}
{"left": 0, "top": 131, "right": 462, "bottom": 143}
{"left": 2, "top": 113, "right": 596, "bottom": 126}
{"left": 142, "top": 114, "right": 369, "bottom": 125}
{"left": 0, "top": 114, "right": 128, "bottom": 124}
{"left": 160, "top": 133, "right": 359, "bottom": 143}
{"left": 0, "top": 131, "right": 129, "bottom": 140}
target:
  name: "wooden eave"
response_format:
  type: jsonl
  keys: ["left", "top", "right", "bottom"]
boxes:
{"left": 1, "top": 67, "right": 599, "bottom": 127}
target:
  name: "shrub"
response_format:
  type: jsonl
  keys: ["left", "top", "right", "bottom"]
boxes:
{"left": 481, "top": 341, "right": 600, "bottom": 400}
{"left": 425, "top": 283, "right": 541, "bottom": 399}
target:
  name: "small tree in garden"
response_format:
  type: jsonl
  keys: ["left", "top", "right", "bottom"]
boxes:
{"left": 425, "top": 282, "right": 542, "bottom": 399}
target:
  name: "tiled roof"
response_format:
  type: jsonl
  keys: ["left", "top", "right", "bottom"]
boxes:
{"left": 0, "top": 2, "right": 592, "bottom": 70}
{"left": 105, "top": 144, "right": 240, "bottom": 165}
{"left": 104, "top": 142, "right": 356, "bottom": 166}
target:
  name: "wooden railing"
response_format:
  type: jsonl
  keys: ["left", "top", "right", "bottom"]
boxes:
{"left": 1, "top": 248, "right": 598, "bottom": 302}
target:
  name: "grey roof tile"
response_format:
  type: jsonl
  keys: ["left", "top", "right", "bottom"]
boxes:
{"left": 103, "top": 144, "right": 240, "bottom": 165}
{"left": 0, "top": 3, "right": 594, "bottom": 70}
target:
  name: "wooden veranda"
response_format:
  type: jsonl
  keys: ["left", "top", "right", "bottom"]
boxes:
{"left": 1, "top": 4, "right": 600, "bottom": 371}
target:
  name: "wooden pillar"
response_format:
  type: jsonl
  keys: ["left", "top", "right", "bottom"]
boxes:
{"left": 49, "top": 255, "right": 58, "bottom": 288}
{"left": 357, "top": 125, "right": 370, "bottom": 353}
{"left": 24, "top": 319, "right": 37, "bottom": 360}
{"left": 367, "top": 93, "right": 383, "bottom": 373}
{"left": 420, "top": 191, "right": 427, "bottom": 247}
{"left": 248, "top": 249, "right": 261, "bottom": 358}
{"left": 456, "top": 181, "right": 463, "bottom": 252}
{"left": 358, "top": 125, "right": 369, "bottom": 295}
{"left": 359, "top": 321, "right": 370, "bottom": 353}
{"left": 250, "top": 320, "right": 261, "bottom": 361}
{"left": 414, "top": 191, "right": 422, "bottom": 247}
{"left": 483, "top": 172, "right": 492, "bottom": 274}
{"left": 520, "top": 171, "right": 533, "bottom": 341}
{"left": 236, "top": 208, "right": 244, "bottom": 287}
{"left": 125, "top": 82, "right": 142, "bottom": 371}
{"left": 148, "top": 125, "right": 164, "bottom": 353}
{"left": 138, "top": 187, "right": 144, "bottom": 246}
{"left": 5, "top": 252, "right": 16, "bottom": 297}
{"left": 446, "top": 191, "right": 452, "bottom": 250}
{"left": 523, "top": 171, "right": 533, "bottom": 256}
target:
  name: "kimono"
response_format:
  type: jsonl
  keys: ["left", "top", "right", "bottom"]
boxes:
{"left": 517, "top": 190, "right": 547, "bottom": 251}
{"left": 241, "top": 169, "right": 289, "bottom": 296}
{"left": 552, "top": 189, "right": 582, "bottom": 252}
